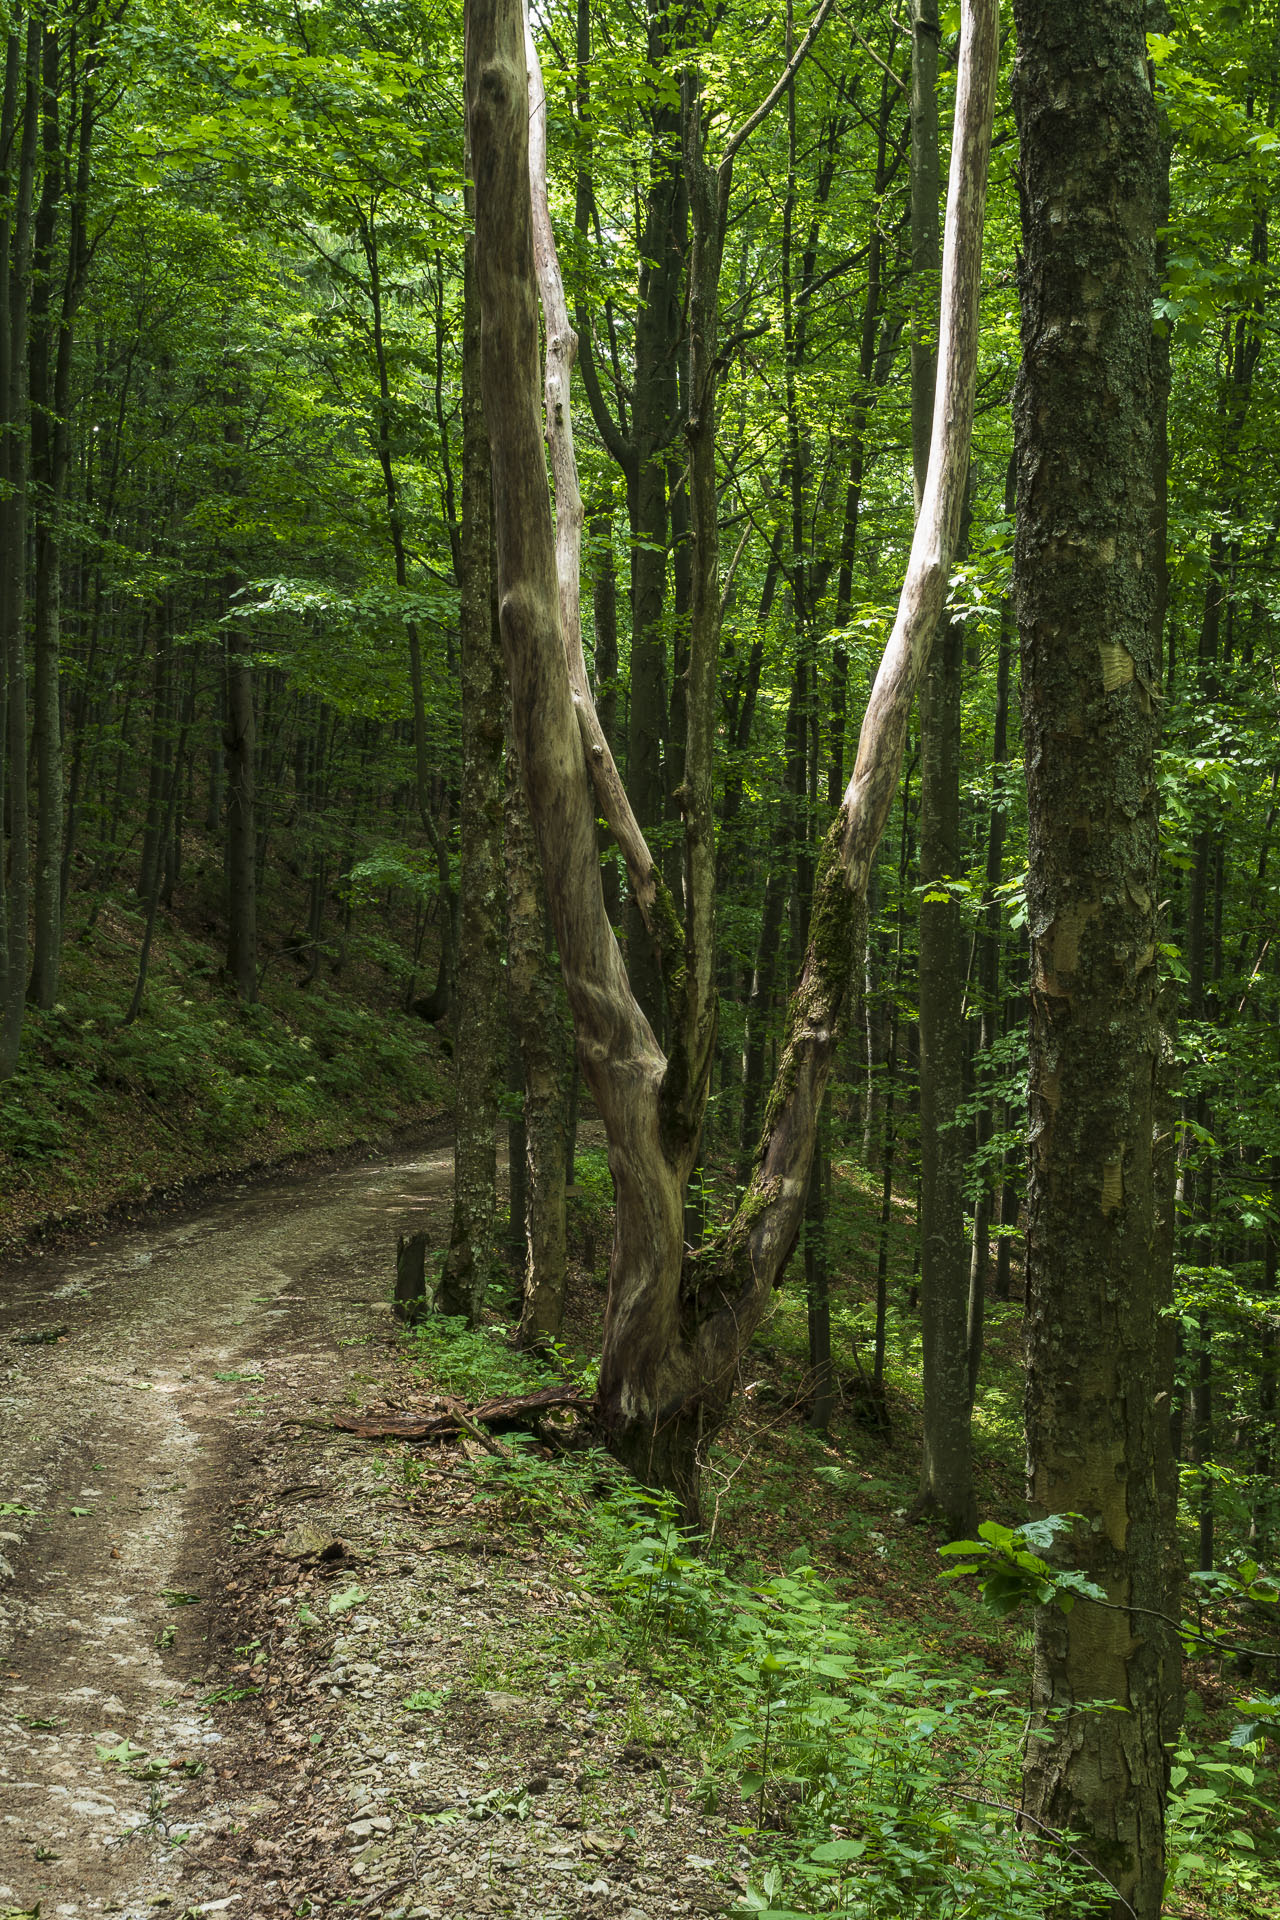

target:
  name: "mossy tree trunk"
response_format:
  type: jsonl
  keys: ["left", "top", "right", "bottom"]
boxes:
{"left": 1013, "top": 2, "right": 1182, "bottom": 1910}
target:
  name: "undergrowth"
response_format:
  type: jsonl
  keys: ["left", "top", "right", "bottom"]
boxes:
{"left": 400, "top": 1316, "right": 1280, "bottom": 1919}
{"left": 0, "top": 883, "right": 448, "bottom": 1249}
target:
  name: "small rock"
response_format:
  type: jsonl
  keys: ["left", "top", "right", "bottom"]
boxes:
{"left": 478, "top": 1689, "right": 527, "bottom": 1717}
{"left": 279, "top": 1524, "right": 342, "bottom": 1563}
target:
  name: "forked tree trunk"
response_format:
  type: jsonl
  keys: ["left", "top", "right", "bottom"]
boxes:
{"left": 466, "top": 0, "right": 997, "bottom": 1514}
{"left": 1013, "top": 2, "right": 1181, "bottom": 1911}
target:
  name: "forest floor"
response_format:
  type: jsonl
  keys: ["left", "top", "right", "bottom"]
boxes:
{"left": 0, "top": 1141, "right": 740, "bottom": 1920}
{"left": 4, "top": 1135, "right": 1278, "bottom": 1920}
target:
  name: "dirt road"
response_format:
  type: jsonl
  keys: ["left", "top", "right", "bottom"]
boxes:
{"left": 0, "top": 1148, "right": 729, "bottom": 1920}
{"left": 0, "top": 1143, "right": 455, "bottom": 1917}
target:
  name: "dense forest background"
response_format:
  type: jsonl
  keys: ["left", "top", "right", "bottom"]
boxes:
{"left": 2, "top": 0, "right": 1280, "bottom": 1910}
{"left": 5, "top": 0, "right": 1279, "bottom": 1547}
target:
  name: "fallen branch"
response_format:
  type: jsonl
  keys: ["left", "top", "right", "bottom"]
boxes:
{"left": 331, "top": 1384, "right": 589, "bottom": 1443}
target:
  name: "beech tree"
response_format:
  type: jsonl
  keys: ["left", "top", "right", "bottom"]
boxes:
{"left": 466, "top": 0, "right": 998, "bottom": 1509}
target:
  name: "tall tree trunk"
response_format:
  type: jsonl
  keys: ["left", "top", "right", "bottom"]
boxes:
{"left": 138, "top": 627, "right": 172, "bottom": 904}
{"left": 124, "top": 705, "right": 190, "bottom": 1027}
{"left": 911, "top": 0, "right": 974, "bottom": 1536}
{"left": 573, "top": 0, "right": 683, "bottom": 1036}
{"left": 0, "top": 17, "right": 37, "bottom": 1077}
{"left": 915, "top": 605, "right": 972, "bottom": 1530}
{"left": 28, "top": 14, "right": 92, "bottom": 1008}
{"left": 966, "top": 457, "right": 1015, "bottom": 1362}
{"left": 506, "top": 737, "right": 573, "bottom": 1346}
{"left": 438, "top": 227, "right": 504, "bottom": 1324}
{"left": 1253, "top": 1154, "right": 1279, "bottom": 1551}
{"left": 805, "top": 1110, "right": 835, "bottom": 1430}
{"left": 360, "top": 210, "right": 457, "bottom": 1022}
{"left": 1013, "top": 3, "right": 1180, "bottom": 1910}
{"left": 737, "top": 666, "right": 804, "bottom": 1187}
{"left": 590, "top": 505, "right": 621, "bottom": 925}
{"left": 26, "top": 15, "right": 63, "bottom": 1011}
{"left": 223, "top": 603, "right": 257, "bottom": 1004}
{"left": 908, "top": 0, "right": 941, "bottom": 515}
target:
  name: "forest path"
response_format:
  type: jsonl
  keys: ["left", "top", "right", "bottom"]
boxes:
{"left": 0, "top": 1147, "right": 729, "bottom": 1920}
{"left": 0, "top": 1143, "right": 454, "bottom": 1916}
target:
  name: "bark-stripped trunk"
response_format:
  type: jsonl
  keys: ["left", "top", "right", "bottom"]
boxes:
{"left": 438, "top": 236, "right": 504, "bottom": 1325}
{"left": 908, "top": 0, "right": 940, "bottom": 515}
{"left": 467, "top": 0, "right": 996, "bottom": 1512}
{"left": 1013, "top": 3, "right": 1181, "bottom": 1911}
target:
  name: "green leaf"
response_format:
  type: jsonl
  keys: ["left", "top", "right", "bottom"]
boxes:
{"left": 809, "top": 1838, "right": 866, "bottom": 1861}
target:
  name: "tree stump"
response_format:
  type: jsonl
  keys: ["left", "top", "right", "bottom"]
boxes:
{"left": 394, "top": 1231, "right": 429, "bottom": 1325}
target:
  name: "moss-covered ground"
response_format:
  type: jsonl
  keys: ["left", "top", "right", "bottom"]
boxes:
{"left": 1, "top": 841, "right": 449, "bottom": 1254}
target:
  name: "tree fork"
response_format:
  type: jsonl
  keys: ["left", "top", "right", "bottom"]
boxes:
{"left": 467, "top": 0, "right": 997, "bottom": 1510}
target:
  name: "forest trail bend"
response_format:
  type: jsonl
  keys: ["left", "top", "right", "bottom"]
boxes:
{"left": 0, "top": 1146, "right": 729, "bottom": 1920}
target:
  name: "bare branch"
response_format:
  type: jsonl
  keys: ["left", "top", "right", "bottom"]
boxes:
{"left": 851, "top": 26, "right": 909, "bottom": 95}
{"left": 524, "top": 6, "right": 665, "bottom": 935}
{"left": 720, "top": 0, "right": 840, "bottom": 174}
